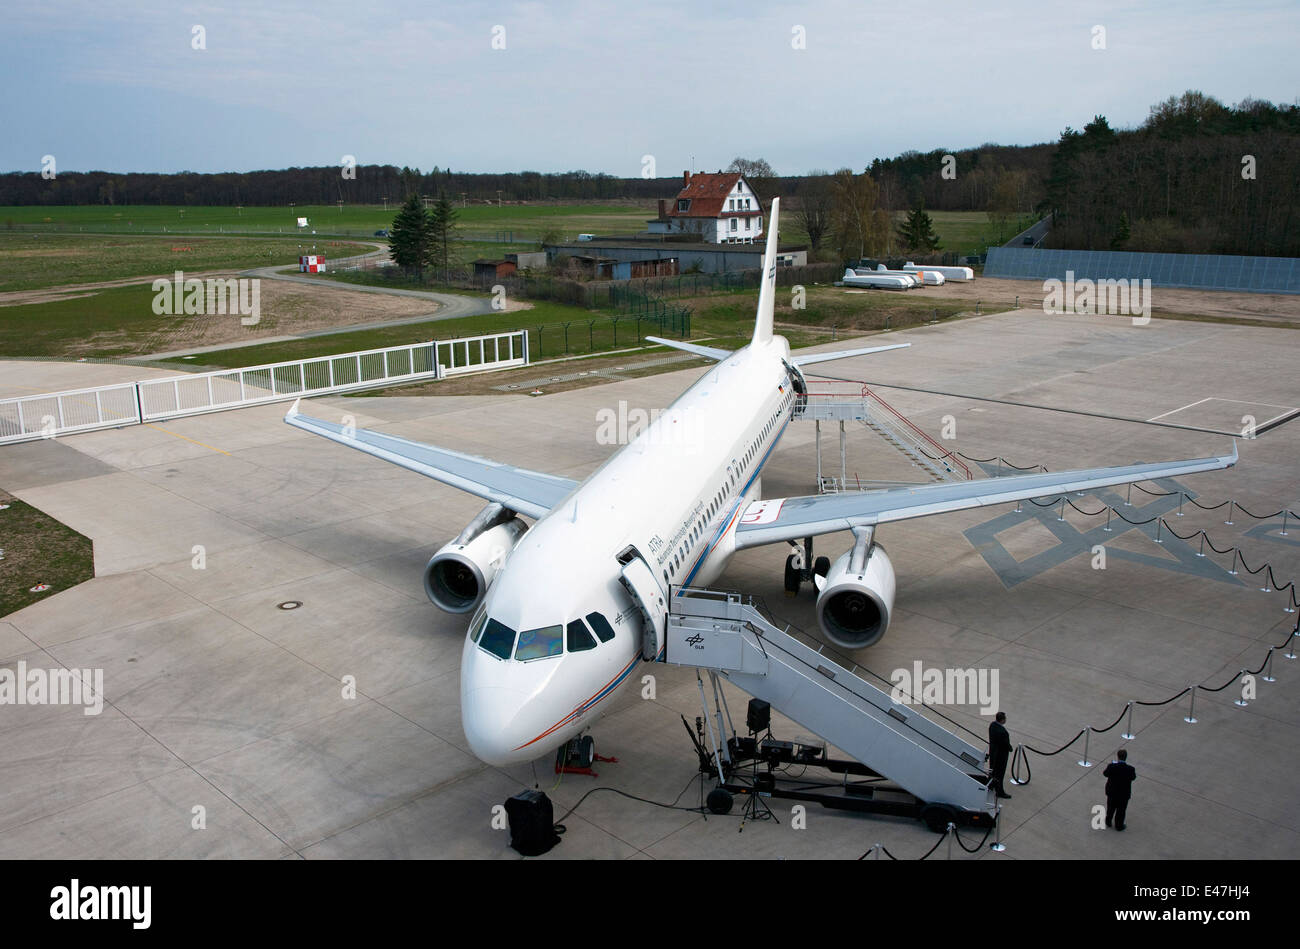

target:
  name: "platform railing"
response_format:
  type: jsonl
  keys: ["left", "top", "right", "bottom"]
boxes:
{"left": 0, "top": 330, "right": 528, "bottom": 444}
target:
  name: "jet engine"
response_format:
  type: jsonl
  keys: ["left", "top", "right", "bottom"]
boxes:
{"left": 423, "top": 503, "right": 528, "bottom": 613}
{"left": 815, "top": 530, "right": 896, "bottom": 650}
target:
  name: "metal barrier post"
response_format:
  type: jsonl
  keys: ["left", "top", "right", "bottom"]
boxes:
{"left": 1184, "top": 686, "right": 1197, "bottom": 723}
{"left": 1078, "top": 727, "right": 1092, "bottom": 767}
{"left": 1122, "top": 701, "right": 1135, "bottom": 740}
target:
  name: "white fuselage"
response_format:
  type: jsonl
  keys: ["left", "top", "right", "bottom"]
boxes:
{"left": 460, "top": 336, "right": 800, "bottom": 765}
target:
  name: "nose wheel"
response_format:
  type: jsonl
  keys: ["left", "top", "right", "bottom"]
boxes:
{"left": 555, "top": 734, "right": 619, "bottom": 777}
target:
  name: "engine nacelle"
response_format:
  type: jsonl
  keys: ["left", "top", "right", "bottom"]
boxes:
{"left": 424, "top": 506, "right": 527, "bottom": 613}
{"left": 815, "top": 542, "right": 896, "bottom": 650}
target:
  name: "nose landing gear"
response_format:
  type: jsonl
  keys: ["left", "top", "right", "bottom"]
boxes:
{"left": 555, "top": 734, "right": 619, "bottom": 777}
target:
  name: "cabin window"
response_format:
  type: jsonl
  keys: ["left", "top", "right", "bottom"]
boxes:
{"left": 587, "top": 612, "right": 617, "bottom": 643}
{"left": 567, "top": 619, "right": 597, "bottom": 653}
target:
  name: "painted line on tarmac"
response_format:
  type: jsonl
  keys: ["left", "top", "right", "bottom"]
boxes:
{"left": 146, "top": 423, "right": 230, "bottom": 455}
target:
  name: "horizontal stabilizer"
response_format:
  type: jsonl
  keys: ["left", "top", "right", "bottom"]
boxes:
{"left": 792, "top": 342, "right": 910, "bottom": 367}
{"left": 645, "top": 336, "right": 731, "bottom": 361}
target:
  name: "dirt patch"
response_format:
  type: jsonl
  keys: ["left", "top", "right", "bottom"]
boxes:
{"left": 123, "top": 280, "right": 442, "bottom": 356}
{"left": 926, "top": 276, "right": 1300, "bottom": 325}
{"left": 0, "top": 272, "right": 238, "bottom": 307}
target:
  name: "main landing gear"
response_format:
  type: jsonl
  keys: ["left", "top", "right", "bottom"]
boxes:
{"left": 555, "top": 734, "right": 619, "bottom": 777}
{"left": 784, "top": 535, "right": 830, "bottom": 597}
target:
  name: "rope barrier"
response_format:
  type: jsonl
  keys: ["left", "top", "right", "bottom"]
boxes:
{"left": 995, "top": 494, "right": 1300, "bottom": 787}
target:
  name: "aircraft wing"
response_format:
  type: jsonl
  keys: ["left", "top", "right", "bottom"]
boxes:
{"left": 284, "top": 400, "right": 577, "bottom": 519}
{"left": 733, "top": 445, "right": 1237, "bottom": 549}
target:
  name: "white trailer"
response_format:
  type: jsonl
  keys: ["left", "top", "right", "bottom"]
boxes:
{"left": 841, "top": 268, "right": 913, "bottom": 290}
{"left": 903, "top": 262, "right": 974, "bottom": 281}
{"left": 856, "top": 265, "right": 945, "bottom": 287}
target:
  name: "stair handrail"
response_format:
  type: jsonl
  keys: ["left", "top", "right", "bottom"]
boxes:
{"left": 676, "top": 587, "right": 988, "bottom": 750}
{"left": 860, "top": 385, "right": 972, "bottom": 480}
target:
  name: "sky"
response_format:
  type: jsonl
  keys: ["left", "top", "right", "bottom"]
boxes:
{"left": 3, "top": 0, "right": 1298, "bottom": 177}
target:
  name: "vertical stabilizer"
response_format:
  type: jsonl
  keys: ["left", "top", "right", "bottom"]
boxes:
{"left": 752, "top": 196, "right": 779, "bottom": 345}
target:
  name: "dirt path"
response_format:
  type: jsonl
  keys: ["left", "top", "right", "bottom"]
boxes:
{"left": 929, "top": 275, "right": 1300, "bottom": 325}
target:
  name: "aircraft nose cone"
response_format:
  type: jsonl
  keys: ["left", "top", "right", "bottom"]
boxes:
{"left": 461, "top": 686, "right": 535, "bottom": 766}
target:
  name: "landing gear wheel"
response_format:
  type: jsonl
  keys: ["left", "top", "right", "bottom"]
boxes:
{"left": 784, "top": 555, "right": 802, "bottom": 596}
{"left": 919, "top": 803, "right": 959, "bottom": 834}
{"left": 577, "top": 735, "right": 595, "bottom": 769}
{"left": 707, "top": 788, "right": 734, "bottom": 815}
{"left": 814, "top": 556, "right": 831, "bottom": 582}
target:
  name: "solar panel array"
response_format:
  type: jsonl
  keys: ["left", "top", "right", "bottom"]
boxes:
{"left": 984, "top": 247, "right": 1300, "bottom": 295}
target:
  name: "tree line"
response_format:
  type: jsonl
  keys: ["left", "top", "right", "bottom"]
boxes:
{"left": 0, "top": 163, "right": 820, "bottom": 208}
{"left": 4, "top": 91, "right": 1297, "bottom": 258}
{"left": 1039, "top": 92, "right": 1300, "bottom": 256}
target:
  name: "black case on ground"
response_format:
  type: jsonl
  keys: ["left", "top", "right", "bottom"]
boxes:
{"left": 504, "top": 789, "right": 561, "bottom": 856}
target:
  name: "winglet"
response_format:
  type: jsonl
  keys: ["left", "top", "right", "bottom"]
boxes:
{"left": 1228, "top": 438, "right": 1238, "bottom": 465}
{"left": 752, "top": 197, "right": 779, "bottom": 346}
{"left": 286, "top": 398, "right": 301, "bottom": 419}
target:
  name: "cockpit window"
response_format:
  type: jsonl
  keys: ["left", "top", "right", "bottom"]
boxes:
{"left": 567, "top": 619, "right": 597, "bottom": 653}
{"left": 468, "top": 607, "right": 488, "bottom": 643}
{"left": 515, "top": 624, "right": 563, "bottom": 661}
{"left": 586, "top": 612, "right": 616, "bottom": 643}
{"left": 479, "top": 618, "right": 517, "bottom": 660}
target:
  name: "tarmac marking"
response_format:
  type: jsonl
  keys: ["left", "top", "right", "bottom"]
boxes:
{"left": 145, "top": 423, "right": 230, "bottom": 455}
{"left": 1146, "top": 397, "right": 1212, "bottom": 421}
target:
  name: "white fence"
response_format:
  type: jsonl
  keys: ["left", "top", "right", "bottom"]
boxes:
{"left": 0, "top": 331, "right": 528, "bottom": 445}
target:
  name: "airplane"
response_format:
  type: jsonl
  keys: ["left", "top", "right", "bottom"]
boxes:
{"left": 284, "top": 197, "right": 1237, "bottom": 768}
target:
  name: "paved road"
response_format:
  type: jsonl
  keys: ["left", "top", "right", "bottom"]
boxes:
{"left": 241, "top": 249, "right": 495, "bottom": 322}
{"left": 1005, "top": 217, "right": 1050, "bottom": 248}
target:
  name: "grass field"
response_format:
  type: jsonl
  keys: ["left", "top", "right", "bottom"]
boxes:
{"left": 0, "top": 492, "right": 94, "bottom": 618}
{"left": 0, "top": 203, "right": 658, "bottom": 243}
{"left": 0, "top": 233, "right": 373, "bottom": 292}
{"left": 0, "top": 284, "right": 193, "bottom": 357}
{"left": 0, "top": 203, "right": 1014, "bottom": 257}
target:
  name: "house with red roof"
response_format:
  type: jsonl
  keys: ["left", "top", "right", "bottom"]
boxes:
{"left": 647, "top": 171, "right": 764, "bottom": 244}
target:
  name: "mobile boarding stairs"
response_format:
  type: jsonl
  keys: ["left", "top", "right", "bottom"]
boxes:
{"left": 665, "top": 587, "right": 997, "bottom": 832}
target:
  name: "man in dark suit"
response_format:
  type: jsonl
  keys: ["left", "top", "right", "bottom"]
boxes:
{"left": 988, "top": 711, "right": 1012, "bottom": 799}
{"left": 1103, "top": 748, "right": 1137, "bottom": 830}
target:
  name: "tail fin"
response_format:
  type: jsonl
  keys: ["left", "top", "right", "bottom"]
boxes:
{"left": 752, "top": 196, "right": 779, "bottom": 346}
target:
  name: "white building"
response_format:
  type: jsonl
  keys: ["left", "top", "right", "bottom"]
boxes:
{"left": 646, "top": 172, "right": 764, "bottom": 244}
